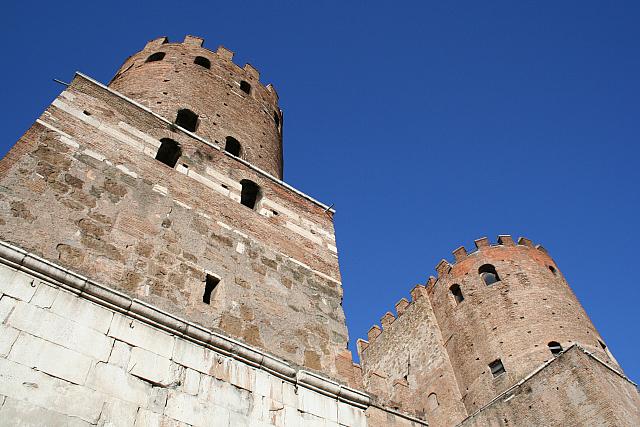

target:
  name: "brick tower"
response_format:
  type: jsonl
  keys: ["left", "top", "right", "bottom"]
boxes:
{"left": 358, "top": 236, "right": 639, "bottom": 426}
{"left": 0, "top": 35, "right": 638, "bottom": 426}
{"left": 109, "top": 36, "right": 283, "bottom": 178}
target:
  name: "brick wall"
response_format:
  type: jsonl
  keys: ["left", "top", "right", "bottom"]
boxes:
{"left": 459, "top": 345, "right": 640, "bottom": 426}
{"left": 109, "top": 36, "right": 283, "bottom": 178}
{"left": 0, "top": 73, "right": 348, "bottom": 378}
{"left": 429, "top": 237, "right": 617, "bottom": 412}
{"left": 358, "top": 286, "right": 468, "bottom": 427}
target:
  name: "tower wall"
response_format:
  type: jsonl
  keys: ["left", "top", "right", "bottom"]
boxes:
{"left": 357, "top": 286, "right": 468, "bottom": 427}
{"left": 428, "top": 236, "right": 618, "bottom": 412}
{"left": 0, "top": 72, "right": 348, "bottom": 377}
{"left": 109, "top": 36, "right": 283, "bottom": 178}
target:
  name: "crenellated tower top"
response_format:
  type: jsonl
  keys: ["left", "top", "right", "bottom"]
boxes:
{"left": 109, "top": 35, "right": 284, "bottom": 178}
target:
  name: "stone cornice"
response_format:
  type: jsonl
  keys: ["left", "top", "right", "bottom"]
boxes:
{"left": 0, "top": 240, "right": 426, "bottom": 425}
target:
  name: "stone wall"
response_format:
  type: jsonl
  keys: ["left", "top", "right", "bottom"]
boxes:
{"left": 357, "top": 286, "right": 467, "bottom": 427}
{"left": 0, "top": 73, "right": 348, "bottom": 378}
{"left": 459, "top": 345, "right": 640, "bottom": 426}
{"left": 0, "top": 245, "right": 424, "bottom": 427}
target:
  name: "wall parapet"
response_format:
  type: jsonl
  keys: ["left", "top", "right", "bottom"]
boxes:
{"left": 357, "top": 235, "right": 551, "bottom": 355}
{"left": 0, "top": 239, "right": 426, "bottom": 425}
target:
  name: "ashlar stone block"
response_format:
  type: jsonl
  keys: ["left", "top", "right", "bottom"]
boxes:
{"left": 50, "top": 289, "right": 113, "bottom": 333}
{"left": 172, "top": 337, "right": 216, "bottom": 374}
{"left": 8, "top": 332, "right": 93, "bottom": 385}
{"left": 164, "top": 390, "right": 230, "bottom": 427}
{"left": 0, "top": 268, "right": 37, "bottom": 302}
{"left": 127, "top": 346, "right": 180, "bottom": 386}
{"left": 7, "top": 300, "right": 113, "bottom": 361}
{"left": 85, "top": 362, "right": 151, "bottom": 407}
{"left": 0, "top": 396, "right": 91, "bottom": 427}
{"left": 0, "top": 324, "right": 19, "bottom": 357}
{"left": 108, "top": 313, "right": 174, "bottom": 358}
{"left": 0, "top": 358, "right": 105, "bottom": 423}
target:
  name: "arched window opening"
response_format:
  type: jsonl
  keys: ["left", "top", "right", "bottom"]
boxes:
{"left": 146, "top": 52, "right": 165, "bottom": 63}
{"left": 450, "top": 284, "right": 464, "bottom": 304}
{"left": 274, "top": 111, "right": 280, "bottom": 129}
{"left": 202, "top": 274, "right": 220, "bottom": 305}
{"left": 427, "top": 393, "right": 439, "bottom": 411}
{"left": 225, "top": 137, "right": 241, "bottom": 157}
{"left": 549, "top": 265, "right": 557, "bottom": 275}
{"left": 155, "top": 138, "right": 181, "bottom": 168}
{"left": 240, "top": 80, "right": 251, "bottom": 95}
{"left": 194, "top": 56, "right": 211, "bottom": 69}
{"left": 548, "top": 341, "right": 563, "bottom": 356}
{"left": 479, "top": 264, "right": 500, "bottom": 286}
{"left": 240, "top": 179, "right": 261, "bottom": 210}
{"left": 175, "top": 109, "right": 199, "bottom": 132}
{"left": 489, "top": 359, "right": 506, "bottom": 378}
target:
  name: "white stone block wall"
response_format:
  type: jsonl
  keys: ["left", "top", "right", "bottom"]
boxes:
{"left": 0, "top": 259, "right": 423, "bottom": 427}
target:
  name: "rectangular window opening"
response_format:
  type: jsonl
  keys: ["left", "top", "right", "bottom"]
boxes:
{"left": 489, "top": 359, "right": 506, "bottom": 378}
{"left": 203, "top": 274, "right": 220, "bottom": 304}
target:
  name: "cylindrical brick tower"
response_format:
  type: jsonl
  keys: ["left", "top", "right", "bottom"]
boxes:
{"left": 109, "top": 35, "right": 284, "bottom": 178}
{"left": 428, "top": 235, "right": 619, "bottom": 413}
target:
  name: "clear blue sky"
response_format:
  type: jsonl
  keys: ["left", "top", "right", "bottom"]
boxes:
{"left": 2, "top": 2, "right": 639, "bottom": 381}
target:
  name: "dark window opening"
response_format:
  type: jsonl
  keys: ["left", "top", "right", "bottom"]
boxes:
{"left": 202, "top": 274, "right": 220, "bottom": 304}
{"left": 549, "top": 265, "right": 557, "bottom": 275}
{"left": 240, "top": 80, "right": 251, "bottom": 95}
{"left": 83, "top": 110, "right": 92, "bottom": 116}
{"left": 240, "top": 179, "right": 261, "bottom": 210}
{"left": 225, "top": 136, "right": 241, "bottom": 157}
{"left": 489, "top": 359, "right": 506, "bottom": 377}
{"left": 450, "top": 284, "right": 464, "bottom": 304}
{"left": 479, "top": 264, "right": 500, "bottom": 286}
{"left": 155, "top": 138, "right": 181, "bottom": 168}
{"left": 175, "top": 109, "right": 199, "bottom": 132}
{"left": 146, "top": 52, "right": 165, "bottom": 63}
{"left": 274, "top": 112, "right": 280, "bottom": 128}
{"left": 598, "top": 339, "right": 607, "bottom": 351}
{"left": 548, "top": 341, "right": 563, "bottom": 356}
{"left": 194, "top": 56, "right": 211, "bottom": 69}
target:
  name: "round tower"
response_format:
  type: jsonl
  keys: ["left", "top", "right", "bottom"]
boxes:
{"left": 428, "top": 235, "right": 619, "bottom": 413}
{"left": 109, "top": 35, "right": 283, "bottom": 178}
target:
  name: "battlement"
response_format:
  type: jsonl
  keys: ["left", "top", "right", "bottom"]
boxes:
{"left": 429, "top": 234, "right": 554, "bottom": 290}
{"left": 137, "top": 35, "right": 279, "bottom": 101}
{"left": 357, "top": 235, "right": 554, "bottom": 355}
{"left": 109, "top": 35, "right": 284, "bottom": 178}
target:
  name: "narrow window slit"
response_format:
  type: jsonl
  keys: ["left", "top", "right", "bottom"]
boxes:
{"left": 450, "top": 284, "right": 464, "bottom": 304}
{"left": 548, "top": 341, "right": 563, "bottom": 356}
{"left": 489, "top": 359, "right": 506, "bottom": 377}
{"left": 203, "top": 274, "right": 220, "bottom": 304}
{"left": 240, "top": 179, "right": 261, "bottom": 210}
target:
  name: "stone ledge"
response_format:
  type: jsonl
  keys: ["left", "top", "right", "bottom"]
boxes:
{"left": 0, "top": 239, "right": 426, "bottom": 424}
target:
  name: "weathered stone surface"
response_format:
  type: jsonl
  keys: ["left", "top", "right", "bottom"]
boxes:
{"left": 0, "top": 358, "right": 105, "bottom": 423}
{"left": 7, "top": 300, "right": 113, "bottom": 361}
{"left": 8, "top": 333, "right": 93, "bottom": 385}
{"left": 0, "top": 397, "right": 91, "bottom": 427}
{"left": 127, "top": 346, "right": 180, "bottom": 386}
{"left": 108, "top": 313, "right": 174, "bottom": 358}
